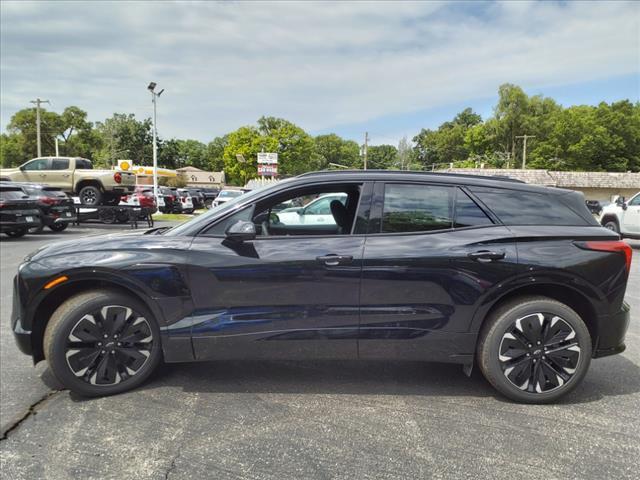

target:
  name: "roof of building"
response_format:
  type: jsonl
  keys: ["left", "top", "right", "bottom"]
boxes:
{"left": 439, "top": 168, "right": 640, "bottom": 189}
{"left": 176, "top": 166, "right": 205, "bottom": 172}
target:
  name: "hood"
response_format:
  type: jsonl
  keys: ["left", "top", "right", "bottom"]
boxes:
{"left": 27, "top": 229, "right": 191, "bottom": 263}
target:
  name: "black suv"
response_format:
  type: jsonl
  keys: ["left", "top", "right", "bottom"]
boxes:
{"left": 11, "top": 171, "right": 631, "bottom": 402}
{"left": 12, "top": 182, "right": 76, "bottom": 232}
{"left": 1, "top": 184, "right": 42, "bottom": 237}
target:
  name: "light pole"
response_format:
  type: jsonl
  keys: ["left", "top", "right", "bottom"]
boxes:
{"left": 147, "top": 82, "right": 164, "bottom": 203}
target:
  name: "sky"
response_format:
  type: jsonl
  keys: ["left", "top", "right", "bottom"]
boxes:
{"left": 1, "top": 0, "right": 639, "bottom": 146}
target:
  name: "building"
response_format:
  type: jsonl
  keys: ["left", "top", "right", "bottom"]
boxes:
{"left": 439, "top": 168, "right": 640, "bottom": 202}
{"left": 176, "top": 166, "right": 225, "bottom": 188}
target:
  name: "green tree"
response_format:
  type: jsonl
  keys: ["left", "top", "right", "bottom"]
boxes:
{"left": 367, "top": 144, "right": 397, "bottom": 169}
{"left": 94, "top": 113, "right": 154, "bottom": 167}
{"left": 222, "top": 126, "right": 262, "bottom": 185}
{"left": 314, "top": 134, "right": 361, "bottom": 169}
{"left": 206, "top": 136, "right": 227, "bottom": 171}
{"left": 0, "top": 133, "right": 26, "bottom": 167}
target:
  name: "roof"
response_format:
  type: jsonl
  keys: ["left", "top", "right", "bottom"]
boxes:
{"left": 439, "top": 168, "right": 640, "bottom": 189}
{"left": 176, "top": 166, "right": 205, "bottom": 172}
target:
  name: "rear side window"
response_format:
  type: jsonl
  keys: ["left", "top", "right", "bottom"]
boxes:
{"left": 0, "top": 189, "right": 27, "bottom": 200}
{"left": 381, "top": 184, "right": 452, "bottom": 233}
{"left": 75, "top": 159, "right": 92, "bottom": 169}
{"left": 455, "top": 189, "right": 493, "bottom": 228}
{"left": 51, "top": 158, "right": 69, "bottom": 170}
{"left": 470, "top": 187, "right": 588, "bottom": 225}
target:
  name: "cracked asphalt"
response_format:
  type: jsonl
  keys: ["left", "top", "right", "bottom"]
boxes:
{"left": 1, "top": 226, "right": 639, "bottom": 479}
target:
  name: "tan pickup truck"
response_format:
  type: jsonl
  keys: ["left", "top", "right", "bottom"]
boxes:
{"left": 0, "top": 157, "right": 136, "bottom": 205}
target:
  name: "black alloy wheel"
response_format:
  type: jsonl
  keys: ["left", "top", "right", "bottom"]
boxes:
{"left": 478, "top": 296, "right": 591, "bottom": 403}
{"left": 498, "top": 313, "right": 580, "bottom": 393}
{"left": 64, "top": 305, "right": 154, "bottom": 386}
{"left": 44, "top": 290, "right": 162, "bottom": 396}
{"left": 49, "top": 222, "right": 69, "bottom": 232}
{"left": 79, "top": 186, "right": 102, "bottom": 206}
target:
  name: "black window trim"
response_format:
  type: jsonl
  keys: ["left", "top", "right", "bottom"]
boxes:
{"left": 196, "top": 180, "right": 374, "bottom": 239}
{"left": 366, "top": 180, "right": 502, "bottom": 237}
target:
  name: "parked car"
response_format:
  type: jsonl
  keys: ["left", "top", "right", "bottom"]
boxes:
{"left": 0, "top": 157, "right": 136, "bottom": 206}
{"left": 159, "top": 186, "right": 181, "bottom": 213}
{"left": 276, "top": 193, "right": 347, "bottom": 226}
{"left": 121, "top": 186, "right": 158, "bottom": 215}
{"left": 177, "top": 188, "right": 195, "bottom": 214}
{"left": 0, "top": 184, "right": 42, "bottom": 237}
{"left": 11, "top": 171, "right": 632, "bottom": 403}
{"left": 200, "top": 188, "right": 220, "bottom": 208}
{"left": 13, "top": 182, "right": 76, "bottom": 232}
{"left": 212, "top": 188, "right": 243, "bottom": 208}
{"left": 599, "top": 192, "right": 640, "bottom": 239}
{"left": 184, "top": 188, "right": 205, "bottom": 210}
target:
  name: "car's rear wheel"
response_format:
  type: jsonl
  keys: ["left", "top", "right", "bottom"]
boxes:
{"left": 44, "top": 290, "right": 162, "bottom": 397}
{"left": 79, "top": 185, "right": 102, "bottom": 206}
{"left": 478, "top": 296, "right": 591, "bottom": 403}
{"left": 49, "top": 222, "right": 69, "bottom": 232}
{"left": 603, "top": 219, "right": 619, "bottom": 233}
{"left": 5, "top": 228, "right": 28, "bottom": 238}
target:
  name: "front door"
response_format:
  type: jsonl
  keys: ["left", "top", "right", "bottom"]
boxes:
{"left": 186, "top": 182, "right": 371, "bottom": 360}
{"left": 621, "top": 193, "right": 640, "bottom": 235}
{"left": 358, "top": 182, "right": 517, "bottom": 364}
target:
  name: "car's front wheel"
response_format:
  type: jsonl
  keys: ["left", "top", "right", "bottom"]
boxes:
{"left": 478, "top": 296, "right": 591, "bottom": 403}
{"left": 44, "top": 290, "right": 162, "bottom": 396}
{"left": 5, "top": 228, "right": 28, "bottom": 238}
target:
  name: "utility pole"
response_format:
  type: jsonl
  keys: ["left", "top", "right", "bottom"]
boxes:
{"left": 515, "top": 134, "right": 536, "bottom": 169}
{"left": 363, "top": 132, "right": 369, "bottom": 170}
{"left": 30, "top": 98, "right": 50, "bottom": 157}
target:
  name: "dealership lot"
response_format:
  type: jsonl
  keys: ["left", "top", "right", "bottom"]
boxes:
{"left": 0, "top": 226, "right": 639, "bottom": 479}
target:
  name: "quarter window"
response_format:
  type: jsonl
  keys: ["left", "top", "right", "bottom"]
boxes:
{"left": 381, "top": 184, "right": 452, "bottom": 233}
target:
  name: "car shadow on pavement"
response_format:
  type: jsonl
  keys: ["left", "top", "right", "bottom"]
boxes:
{"left": 63, "top": 354, "right": 640, "bottom": 404}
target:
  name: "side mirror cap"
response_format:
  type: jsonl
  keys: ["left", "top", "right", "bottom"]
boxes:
{"left": 225, "top": 220, "right": 256, "bottom": 242}
{"left": 622, "top": 203, "right": 628, "bottom": 211}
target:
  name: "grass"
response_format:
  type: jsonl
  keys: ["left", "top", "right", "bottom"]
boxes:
{"left": 152, "top": 208, "right": 208, "bottom": 222}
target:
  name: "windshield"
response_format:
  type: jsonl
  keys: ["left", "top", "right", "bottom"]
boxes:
{"left": 165, "top": 180, "right": 291, "bottom": 236}
{"left": 218, "top": 190, "right": 243, "bottom": 198}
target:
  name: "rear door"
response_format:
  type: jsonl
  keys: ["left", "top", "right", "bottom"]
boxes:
{"left": 358, "top": 182, "right": 517, "bottom": 363}
{"left": 47, "top": 158, "right": 72, "bottom": 189}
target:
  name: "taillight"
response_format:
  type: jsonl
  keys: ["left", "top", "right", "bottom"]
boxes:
{"left": 114, "top": 172, "right": 122, "bottom": 183}
{"left": 577, "top": 240, "right": 632, "bottom": 272}
{"left": 38, "top": 196, "right": 59, "bottom": 206}
{"left": 0, "top": 202, "right": 5, "bottom": 209}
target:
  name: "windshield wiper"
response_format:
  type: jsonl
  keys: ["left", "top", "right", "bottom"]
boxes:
{"left": 144, "top": 226, "right": 172, "bottom": 235}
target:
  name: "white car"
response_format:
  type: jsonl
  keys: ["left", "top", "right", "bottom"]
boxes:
{"left": 276, "top": 193, "right": 346, "bottom": 226}
{"left": 177, "top": 189, "right": 194, "bottom": 214}
{"left": 600, "top": 191, "right": 640, "bottom": 239}
{"left": 212, "top": 189, "right": 244, "bottom": 208}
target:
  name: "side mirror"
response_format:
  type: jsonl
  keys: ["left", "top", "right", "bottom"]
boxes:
{"left": 225, "top": 220, "right": 256, "bottom": 242}
{"left": 622, "top": 203, "right": 628, "bottom": 211}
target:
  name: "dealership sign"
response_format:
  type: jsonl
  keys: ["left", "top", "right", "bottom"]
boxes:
{"left": 257, "top": 152, "right": 278, "bottom": 176}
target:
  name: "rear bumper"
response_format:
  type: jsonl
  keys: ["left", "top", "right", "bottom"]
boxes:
{"left": 1, "top": 219, "right": 41, "bottom": 232}
{"left": 593, "top": 302, "right": 630, "bottom": 358}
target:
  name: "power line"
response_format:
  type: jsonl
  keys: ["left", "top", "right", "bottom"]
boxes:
{"left": 29, "top": 98, "right": 50, "bottom": 157}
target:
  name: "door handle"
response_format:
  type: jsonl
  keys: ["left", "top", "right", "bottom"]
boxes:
{"left": 467, "top": 250, "right": 506, "bottom": 262}
{"left": 316, "top": 254, "right": 353, "bottom": 266}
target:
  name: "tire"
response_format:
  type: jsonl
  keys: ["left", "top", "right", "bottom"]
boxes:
{"left": 79, "top": 185, "right": 103, "bottom": 206}
{"left": 603, "top": 220, "right": 619, "bottom": 233}
{"left": 477, "top": 296, "right": 591, "bottom": 404}
{"left": 30, "top": 224, "right": 45, "bottom": 233}
{"left": 116, "top": 210, "right": 130, "bottom": 224}
{"left": 5, "top": 228, "right": 28, "bottom": 238}
{"left": 43, "top": 290, "right": 162, "bottom": 397}
{"left": 48, "top": 223, "right": 69, "bottom": 232}
{"left": 98, "top": 209, "right": 116, "bottom": 224}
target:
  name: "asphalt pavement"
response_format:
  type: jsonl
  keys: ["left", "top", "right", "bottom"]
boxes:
{"left": 0, "top": 226, "right": 639, "bottom": 479}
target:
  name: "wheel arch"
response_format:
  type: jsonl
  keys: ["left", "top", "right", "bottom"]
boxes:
{"left": 600, "top": 214, "right": 620, "bottom": 228}
{"left": 472, "top": 283, "right": 600, "bottom": 354}
{"left": 29, "top": 276, "right": 165, "bottom": 363}
{"left": 75, "top": 179, "right": 103, "bottom": 194}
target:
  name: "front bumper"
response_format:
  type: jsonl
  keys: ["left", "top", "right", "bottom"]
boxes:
{"left": 11, "top": 275, "right": 32, "bottom": 356}
{"left": 593, "top": 302, "right": 630, "bottom": 358}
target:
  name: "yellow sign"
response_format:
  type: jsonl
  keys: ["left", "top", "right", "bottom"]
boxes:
{"left": 116, "top": 161, "right": 176, "bottom": 177}
{"left": 118, "top": 160, "right": 132, "bottom": 171}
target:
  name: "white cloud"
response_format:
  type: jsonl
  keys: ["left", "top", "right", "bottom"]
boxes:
{"left": 1, "top": 0, "right": 638, "bottom": 142}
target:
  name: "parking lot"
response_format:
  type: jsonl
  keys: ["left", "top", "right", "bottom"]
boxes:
{"left": 0, "top": 225, "right": 638, "bottom": 479}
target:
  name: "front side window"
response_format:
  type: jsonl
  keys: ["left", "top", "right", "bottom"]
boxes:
{"left": 51, "top": 158, "right": 70, "bottom": 170}
{"left": 23, "top": 158, "right": 49, "bottom": 171}
{"left": 628, "top": 194, "right": 640, "bottom": 206}
{"left": 381, "top": 184, "right": 452, "bottom": 233}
